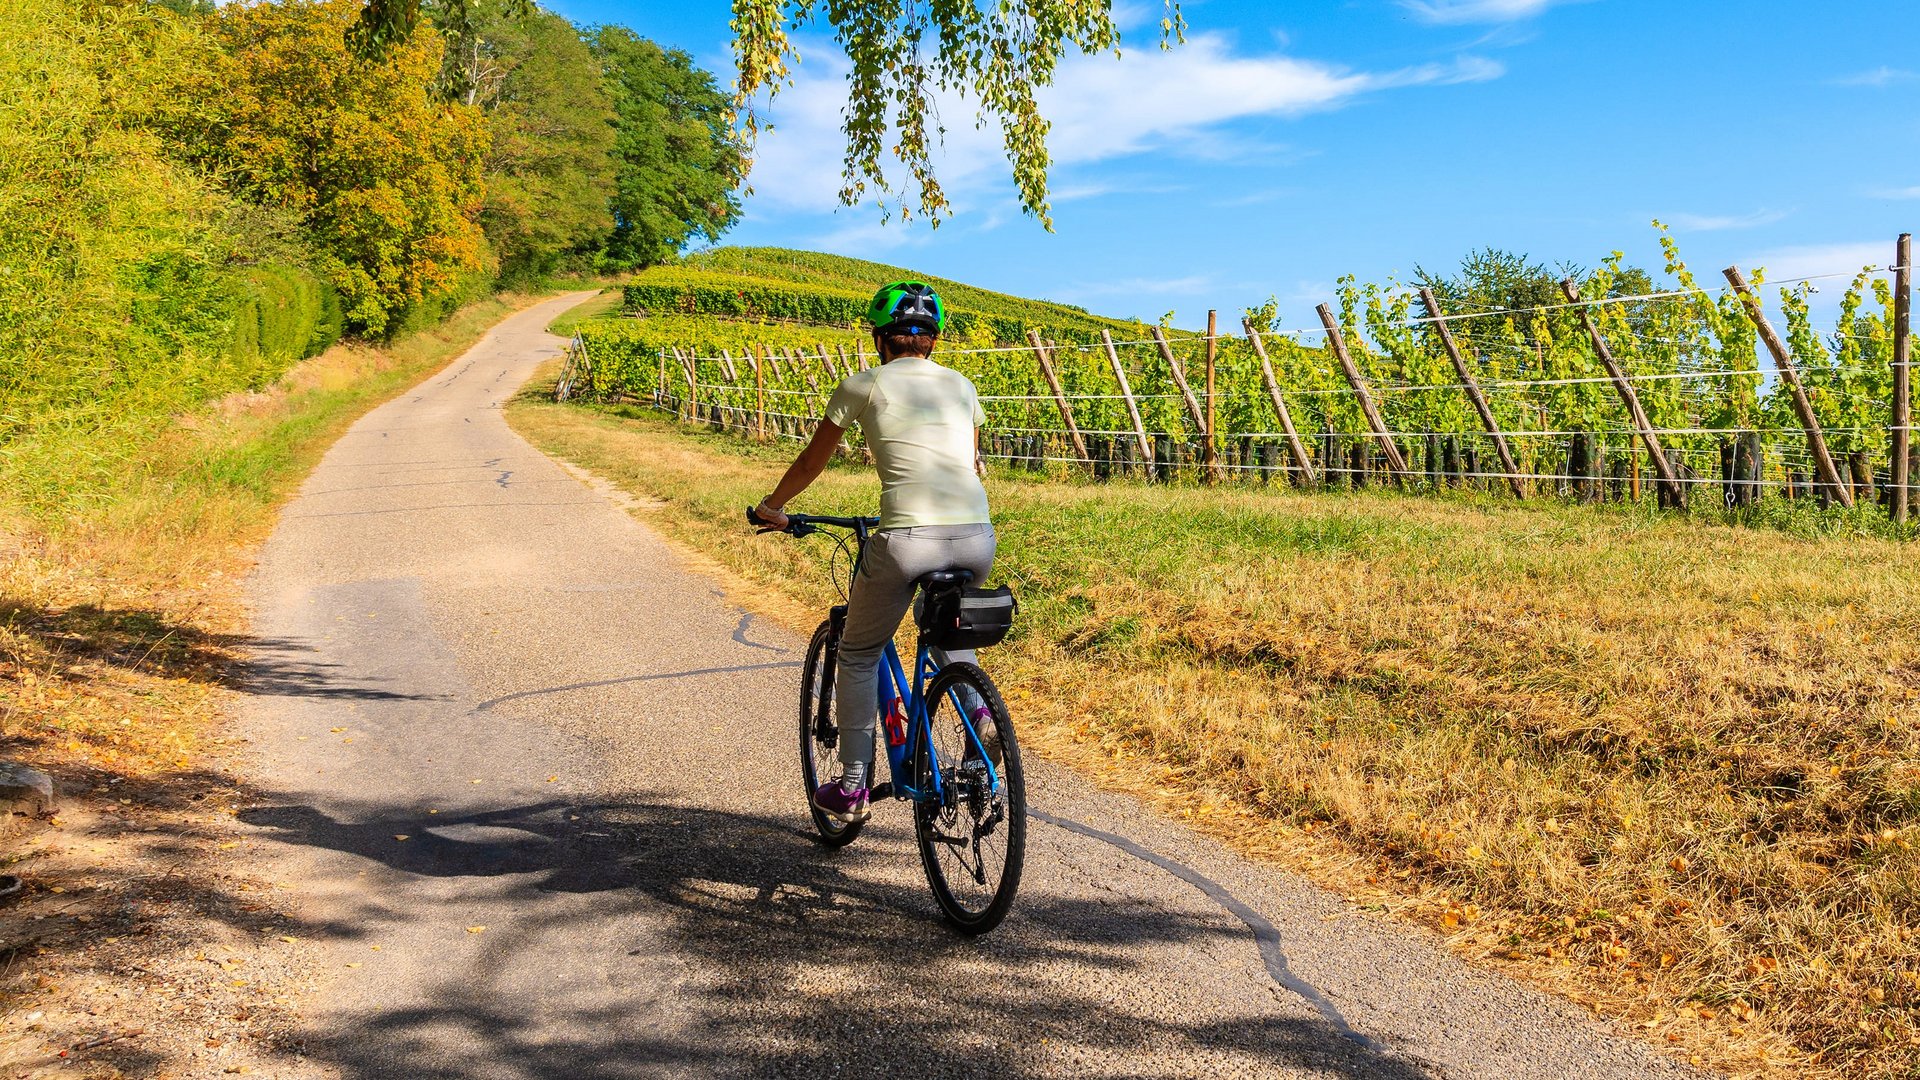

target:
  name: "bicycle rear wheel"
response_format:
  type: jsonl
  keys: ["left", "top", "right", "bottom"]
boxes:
{"left": 800, "top": 619, "right": 864, "bottom": 847}
{"left": 914, "top": 661, "right": 1025, "bottom": 934}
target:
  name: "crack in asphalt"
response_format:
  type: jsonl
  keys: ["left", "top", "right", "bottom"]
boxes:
{"left": 1032, "top": 808, "right": 1385, "bottom": 1054}
{"left": 731, "top": 613, "right": 785, "bottom": 653}
{"left": 470, "top": 661, "right": 804, "bottom": 712}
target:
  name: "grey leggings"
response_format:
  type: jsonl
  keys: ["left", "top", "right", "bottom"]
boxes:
{"left": 836, "top": 523, "right": 996, "bottom": 766}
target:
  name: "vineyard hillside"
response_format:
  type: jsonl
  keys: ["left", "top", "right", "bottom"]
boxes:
{"left": 569, "top": 234, "right": 1917, "bottom": 534}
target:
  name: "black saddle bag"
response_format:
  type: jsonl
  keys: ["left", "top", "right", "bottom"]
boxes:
{"left": 918, "top": 584, "right": 1017, "bottom": 650}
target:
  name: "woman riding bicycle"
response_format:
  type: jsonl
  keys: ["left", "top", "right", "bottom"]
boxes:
{"left": 748, "top": 281, "right": 994, "bottom": 825}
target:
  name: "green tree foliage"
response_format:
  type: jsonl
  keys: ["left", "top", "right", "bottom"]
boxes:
{"left": 589, "top": 28, "right": 743, "bottom": 271}
{"left": 443, "top": 5, "right": 618, "bottom": 284}
{"left": 182, "top": 0, "right": 491, "bottom": 336}
{"left": 1, "top": 0, "right": 341, "bottom": 508}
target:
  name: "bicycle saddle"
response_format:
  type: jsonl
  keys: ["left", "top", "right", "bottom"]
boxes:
{"left": 917, "top": 569, "right": 975, "bottom": 589}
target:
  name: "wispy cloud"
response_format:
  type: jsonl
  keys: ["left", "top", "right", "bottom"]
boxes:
{"left": 1663, "top": 208, "right": 1790, "bottom": 232}
{"left": 1062, "top": 275, "right": 1217, "bottom": 299}
{"left": 1212, "top": 187, "right": 1303, "bottom": 208}
{"left": 1048, "top": 181, "right": 1186, "bottom": 204}
{"left": 741, "top": 33, "right": 1504, "bottom": 218}
{"left": 1737, "top": 241, "right": 1892, "bottom": 286}
{"left": 1399, "top": 0, "right": 1581, "bottom": 25}
{"left": 1834, "top": 66, "right": 1917, "bottom": 87}
{"left": 1870, "top": 185, "right": 1920, "bottom": 200}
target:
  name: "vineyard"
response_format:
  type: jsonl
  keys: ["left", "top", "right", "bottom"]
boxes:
{"left": 561, "top": 235, "right": 1916, "bottom": 530}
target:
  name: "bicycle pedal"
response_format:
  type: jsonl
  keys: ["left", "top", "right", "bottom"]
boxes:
{"left": 869, "top": 782, "right": 894, "bottom": 800}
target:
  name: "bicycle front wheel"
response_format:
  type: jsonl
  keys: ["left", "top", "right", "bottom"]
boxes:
{"left": 800, "top": 619, "right": 863, "bottom": 847}
{"left": 914, "top": 662, "right": 1026, "bottom": 934}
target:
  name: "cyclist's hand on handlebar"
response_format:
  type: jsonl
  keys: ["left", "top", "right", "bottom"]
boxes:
{"left": 748, "top": 499, "right": 789, "bottom": 531}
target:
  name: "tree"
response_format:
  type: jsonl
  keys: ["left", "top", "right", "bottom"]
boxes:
{"left": 588, "top": 27, "right": 742, "bottom": 271}
{"left": 438, "top": 5, "right": 617, "bottom": 283}
{"left": 353, "top": 0, "right": 1182, "bottom": 228}
{"left": 187, "top": 0, "right": 489, "bottom": 336}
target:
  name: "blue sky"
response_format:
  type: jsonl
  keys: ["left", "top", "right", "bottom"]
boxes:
{"left": 551, "top": 0, "right": 1919, "bottom": 331}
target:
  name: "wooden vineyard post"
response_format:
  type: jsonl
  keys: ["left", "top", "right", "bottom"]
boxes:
{"left": 1203, "top": 310, "right": 1221, "bottom": 485}
{"left": 1242, "top": 320, "right": 1317, "bottom": 485}
{"left": 1558, "top": 279, "right": 1687, "bottom": 507}
{"left": 1100, "top": 330, "right": 1155, "bottom": 466}
{"left": 717, "top": 348, "right": 739, "bottom": 383}
{"left": 1316, "top": 304, "right": 1410, "bottom": 485}
{"left": 815, "top": 343, "right": 839, "bottom": 381}
{"left": 1418, "top": 286, "right": 1527, "bottom": 500}
{"left": 1028, "top": 332, "right": 1090, "bottom": 467}
{"left": 670, "top": 346, "right": 698, "bottom": 422}
{"left": 1149, "top": 326, "right": 1210, "bottom": 441}
{"left": 834, "top": 344, "right": 854, "bottom": 379}
{"left": 856, "top": 340, "right": 869, "bottom": 370}
{"left": 656, "top": 348, "right": 667, "bottom": 405}
{"left": 754, "top": 344, "right": 766, "bottom": 442}
{"left": 791, "top": 348, "right": 823, "bottom": 402}
{"left": 1722, "top": 266, "right": 1856, "bottom": 509}
{"left": 1893, "top": 233, "right": 1911, "bottom": 526}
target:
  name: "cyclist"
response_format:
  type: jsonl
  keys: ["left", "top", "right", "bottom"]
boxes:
{"left": 749, "top": 281, "right": 994, "bottom": 824}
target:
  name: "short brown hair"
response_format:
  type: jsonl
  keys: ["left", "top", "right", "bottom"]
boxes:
{"left": 876, "top": 329, "right": 938, "bottom": 359}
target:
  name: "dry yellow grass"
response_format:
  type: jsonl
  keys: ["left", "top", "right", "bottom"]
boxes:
{"left": 510, "top": 391, "right": 1920, "bottom": 1080}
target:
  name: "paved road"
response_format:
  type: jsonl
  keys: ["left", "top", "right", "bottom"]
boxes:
{"left": 240, "top": 294, "right": 1705, "bottom": 1079}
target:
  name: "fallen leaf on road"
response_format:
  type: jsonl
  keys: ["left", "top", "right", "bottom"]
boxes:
{"left": 466, "top": 926, "right": 486, "bottom": 934}
{"left": 393, "top": 835, "right": 410, "bottom": 842}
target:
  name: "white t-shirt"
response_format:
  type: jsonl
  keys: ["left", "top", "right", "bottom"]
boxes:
{"left": 823, "top": 356, "right": 991, "bottom": 529}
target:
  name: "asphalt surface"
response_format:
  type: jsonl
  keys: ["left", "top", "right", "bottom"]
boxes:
{"left": 239, "top": 293, "right": 1709, "bottom": 1079}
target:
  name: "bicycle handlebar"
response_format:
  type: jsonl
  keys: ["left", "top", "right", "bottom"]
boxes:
{"left": 745, "top": 506, "right": 881, "bottom": 537}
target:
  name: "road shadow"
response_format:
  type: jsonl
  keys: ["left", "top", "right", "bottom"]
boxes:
{"left": 238, "top": 794, "right": 1436, "bottom": 1079}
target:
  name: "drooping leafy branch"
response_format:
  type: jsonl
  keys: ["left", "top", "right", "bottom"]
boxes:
{"left": 358, "top": 0, "right": 1182, "bottom": 229}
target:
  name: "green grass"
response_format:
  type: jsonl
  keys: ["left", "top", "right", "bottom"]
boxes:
{"left": 509, "top": 390, "right": 1920, "bottom": 1080}
{"left": 546, "top": 286, "right": 623, "bottom": 336}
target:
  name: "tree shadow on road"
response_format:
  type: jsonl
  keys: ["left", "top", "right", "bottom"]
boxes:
{"left": 238, "top": 794, "right": 1437, "bottom": 1079}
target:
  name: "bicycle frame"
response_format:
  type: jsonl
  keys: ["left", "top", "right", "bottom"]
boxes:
{"left": 767, "top": 507, "right": 1002, "bottom": 806}
{"left": 873, "top": 638, "right": 1002, "bottom": 804}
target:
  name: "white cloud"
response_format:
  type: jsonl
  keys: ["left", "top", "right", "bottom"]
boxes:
{"left": 1737, "top": 241, "right": 1893, "bottom": 286}
{"left": 1399, "top": 0, "right": 1580, "bottom": 25}
{"left": 740, "top": 33, "right": 1503, "bottom": 217}
{"left": 1663, "top": 208, "right": 1790, "bottom": 232}
{"left": 1834, "top": 66, "right": 1917, "bottom": 87}
{"left": 1869, "top": 185, "right": 1920, "bottom": 199}
{"left": 1061, "top": 275, "right": 1217, "bottom": 299}
{"left": 1048, "top": 181, "right": 1186, "bottom": 204}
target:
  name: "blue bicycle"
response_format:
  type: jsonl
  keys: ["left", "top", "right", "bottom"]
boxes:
{"left": 753, "top": 509, "right": 1026, "bottom": 934}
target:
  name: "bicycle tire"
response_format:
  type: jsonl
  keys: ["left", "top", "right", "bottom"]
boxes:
{"left": 799, "top": 620, "right": 864, "bottom": 847}
{"left": 913, "top": 661, "right": 1026, "bottom": 934}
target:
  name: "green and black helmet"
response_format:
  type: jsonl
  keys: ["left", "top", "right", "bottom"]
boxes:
{"left": 866, "top": 280, "right": 947, "bottom": 335}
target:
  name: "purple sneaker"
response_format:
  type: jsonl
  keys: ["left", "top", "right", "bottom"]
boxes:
{"left": 813, "top": 781, "right": 871, "bottom": 823}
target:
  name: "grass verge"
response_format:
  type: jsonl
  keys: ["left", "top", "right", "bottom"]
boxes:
{"left": 508, "top": 386, "right": 1920, "bottom": 1080}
